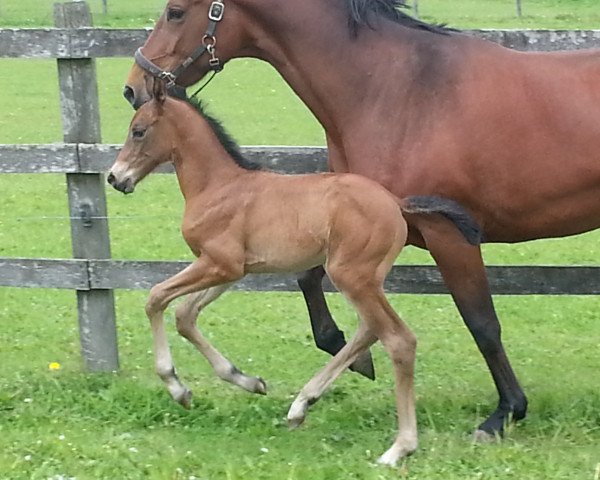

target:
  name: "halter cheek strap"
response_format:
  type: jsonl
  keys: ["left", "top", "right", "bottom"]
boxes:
{"left": 135, "top": 0, "right": 225, "bottom": 87}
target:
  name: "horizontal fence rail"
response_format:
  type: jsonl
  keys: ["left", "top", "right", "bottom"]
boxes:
{"left": 0, "top": 144, "right": 329, "bottom": 174}
{"left": 1, "top": 29, "right": 600, "bottom": 59}
{"left": 2, "top": 259, "right": 600, "bottom": 295}
{"left": 1, "top": 143, "right": 600, "bottom": 296}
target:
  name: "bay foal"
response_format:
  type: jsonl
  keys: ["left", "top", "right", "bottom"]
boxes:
{"left": 108, "top": 80, "right": 481, "bottom": 465}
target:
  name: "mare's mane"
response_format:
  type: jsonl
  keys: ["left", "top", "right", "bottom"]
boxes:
{"left": 184, "top": 96, "right": 261, "bottom": 171}
{"left": 347, "top": 0, "right": 455, "bottom": 36}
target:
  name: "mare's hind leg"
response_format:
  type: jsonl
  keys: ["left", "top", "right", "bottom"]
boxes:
{"left": 287, "top": 321, "right": 377, "bottom": 428}
{"left": 175, "top": 286, "right": 266, "bottom": 395}
{"left": 298, "top": 266, "right": 375, "bottom": 379}
{"left": 417, "top": 220, "right": 528, "bottom": 439}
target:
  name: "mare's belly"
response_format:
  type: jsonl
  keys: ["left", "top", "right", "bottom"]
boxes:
{"left": 481, "top": 191, "right": 600, "bottom": 242}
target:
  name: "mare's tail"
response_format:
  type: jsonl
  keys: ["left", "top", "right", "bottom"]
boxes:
{"left": 400, "top": 195, "right": 483, "bottom": 246}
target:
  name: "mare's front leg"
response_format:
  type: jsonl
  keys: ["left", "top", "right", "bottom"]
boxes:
{"left": 175, "top": 286, "right": 266, "bottom": 395}
{"left": 298, "top": 266, "right": 375, "bottom": 379}
{"left": 145, "top": 257, "right": 242, "bottom": 408}
{"left": 416, "top": 219, "right": 528, "bottom": 439}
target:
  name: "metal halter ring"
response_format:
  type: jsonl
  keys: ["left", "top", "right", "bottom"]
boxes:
{"left": 202, "top": 34, "right": 217, "bottom": 48}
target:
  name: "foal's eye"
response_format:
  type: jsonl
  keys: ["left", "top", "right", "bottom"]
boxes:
{"left": 167, "top": 8, "right": 185, "bottom": 21}
{"left": 132, "top": 128, "right": 146, "bottom": 139}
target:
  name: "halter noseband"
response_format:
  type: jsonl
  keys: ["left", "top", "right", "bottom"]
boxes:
{"left": 135, "top": 0, "right": 225, "bottom": 87}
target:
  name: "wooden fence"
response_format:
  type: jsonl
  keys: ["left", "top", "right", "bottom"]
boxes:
{"left": 1, "top": 2, "right": 600, "bottom": 371}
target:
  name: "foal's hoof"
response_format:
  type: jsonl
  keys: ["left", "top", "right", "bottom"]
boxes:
{"left": 176, "top": 389, "right": 193, "bottom": 409}
{"left": 376, "top": 441, "right": 417, "bottom": 467}
{"left": 237, "top": 375, "right": 268, "bottom": 395}
{"left": 253, "top": 377, "right": 267, "bottom": 395}
{"left": 287, "top": 400, "right": 308, "bottom": 429}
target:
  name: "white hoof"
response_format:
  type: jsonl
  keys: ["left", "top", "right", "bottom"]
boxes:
{"left": 253, "top": 377, "right": 267, "bottom": 395}
{"left": 287, "top": 399, "right": 308, "bottom": 429}
{"left": 174, "top": 388, "right": 193, "bottom": 409}
{"left": 377, "top": 440, "right": 417, "bottom": 467}
{"left": 237, "top": 375, "right": 268, "bottom": 395}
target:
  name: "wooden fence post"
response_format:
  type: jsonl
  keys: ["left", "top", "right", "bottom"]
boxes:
{"left": 516, "top": 0, "right": 523, "bottom": 18}
{"left": 54, "top": 1, "right": 119, "bottom": 372}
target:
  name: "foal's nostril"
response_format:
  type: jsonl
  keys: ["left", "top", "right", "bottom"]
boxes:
{"left": 123, "top": 85, "right": 135, "bottom": 106}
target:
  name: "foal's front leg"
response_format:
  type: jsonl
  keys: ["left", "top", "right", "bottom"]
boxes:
{"left": 175, "top": 287, "right": 267, "bottom": 395}
{"left": 145, "top": 257, "right": 242, "bottom": 408}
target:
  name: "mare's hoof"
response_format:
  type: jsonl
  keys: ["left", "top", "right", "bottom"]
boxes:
{"left": 176, "top": 389, "right": 193, "bottom": 409}
{"left": 349, "top": 349, "right": 376, "bottom": 380}
{"left": 472, "top": 429, "right": 497, "bottom": 443}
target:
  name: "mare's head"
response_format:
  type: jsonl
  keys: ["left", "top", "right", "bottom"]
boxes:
{"left": 125, "top": 0, "right": 254, "bottom": 109}
{"left": 109, "top": 80, "right": 176, "bottom": 194}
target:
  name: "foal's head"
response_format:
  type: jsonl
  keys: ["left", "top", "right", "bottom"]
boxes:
{"left": 108, "top": 80, "right": 176, "bottom": 194}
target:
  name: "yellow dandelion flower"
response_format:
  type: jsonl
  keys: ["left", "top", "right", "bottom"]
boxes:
{"left": 48, "top": 362, "right": 61, "bottom": 371}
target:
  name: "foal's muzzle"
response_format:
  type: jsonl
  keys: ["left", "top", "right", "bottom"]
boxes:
{"left": 107, "top": 172, "right": 135, "bottom": 194}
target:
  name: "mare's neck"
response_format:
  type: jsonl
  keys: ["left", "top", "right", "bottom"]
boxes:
{"left": 168, "top": 106, "right": 244, "bottom": 201}
{"left": 236, "top": 1, "right": 453, "bottom": 144}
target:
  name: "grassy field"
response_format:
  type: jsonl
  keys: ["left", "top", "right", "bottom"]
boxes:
{"left": 1, "top": 1, "right": 600, "bottom": 479}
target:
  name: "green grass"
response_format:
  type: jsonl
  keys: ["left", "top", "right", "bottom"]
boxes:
{"left": 1, "top": 290, "right": 599, "bottom": 479}
{"left": 1, "top": 1, "right": 600, "bottom": 479}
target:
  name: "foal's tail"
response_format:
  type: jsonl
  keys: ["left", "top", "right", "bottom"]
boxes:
{"left": 399, "top": 195, "right": 483, "bottom": 246}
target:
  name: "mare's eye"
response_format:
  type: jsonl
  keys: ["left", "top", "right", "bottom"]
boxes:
{"left": 167, "top": 8, "right": 185, "bottom": 21}
{"left": 132, "top": 128, "right": 146, "bottom": 139}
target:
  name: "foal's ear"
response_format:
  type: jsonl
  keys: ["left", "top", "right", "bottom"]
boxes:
{"left": 152, "top": 78, "right": 167, "bottom": 105}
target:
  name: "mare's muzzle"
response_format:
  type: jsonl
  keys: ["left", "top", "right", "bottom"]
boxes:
{"left": 124, "top": 83, "right": 186, "bottom": 110}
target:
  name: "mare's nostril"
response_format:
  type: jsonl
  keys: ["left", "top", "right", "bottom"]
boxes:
{"left": 107, "top": 173, "right": 115, "bottom": 185}
{"left": 123, "top": 85, "right": 135, "bottom": 106}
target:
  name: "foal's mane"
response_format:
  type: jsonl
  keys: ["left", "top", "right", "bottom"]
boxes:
{"left": 184, "top": 96, "right": 261, "bottom": 171}
{"left": 347, "top": 0, "right": 455, "bottom": 36}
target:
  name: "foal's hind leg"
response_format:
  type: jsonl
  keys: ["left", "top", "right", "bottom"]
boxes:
{"left": 338, "top": 284, "right": 418, "bottom": 466}
{"left": 287, "top": 321, "right": 377, "bottom": 428}
{"left": 298, "top": 266, "right": 375, "bottom": 379}
{"left": 175, "top": 286, "right": 266, "bottom": 395}
{"left": 417, "top": 219, "right": 527, "bottom": 440}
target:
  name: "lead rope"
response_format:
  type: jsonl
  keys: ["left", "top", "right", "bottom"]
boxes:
{"left": 189, "top": 70, "right": 219, "bottom": 99}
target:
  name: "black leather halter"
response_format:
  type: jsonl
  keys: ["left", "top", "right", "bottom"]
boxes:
{"left": 135, "top": 0, "right": 225, "bottom": 87}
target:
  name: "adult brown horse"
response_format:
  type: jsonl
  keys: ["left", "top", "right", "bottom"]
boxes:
{"left": 124, "top": 0, "right": 600, "bottom": 440}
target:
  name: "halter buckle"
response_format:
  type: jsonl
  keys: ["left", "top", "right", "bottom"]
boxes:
{"left": 159, "top": 71, "right": 177, "bottom": 86}
{"left": 208, "top": 1, "right": 225, "bottom": 22}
